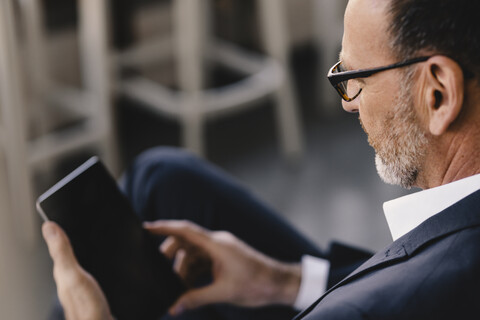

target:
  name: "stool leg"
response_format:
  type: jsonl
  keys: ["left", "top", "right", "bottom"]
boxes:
{"left": 258, "top": 0, "right": 304, "bottom": 163}
{"left": 19, "top": 0, "right": 52, "bottom": 135}
{"left": 78, "top": 0, "right": 119, "bottom": 175}
{"left": 313, "top": 0, "right": 347, "bottom": 115}
{"left": 0, "top": 0, "right": 36, "bottom": 246}
{"left": 19, "top": 0, "right": 58, "bottom": 180}
{"left": 173, "top": 0, "right": 209, "bottom": 156}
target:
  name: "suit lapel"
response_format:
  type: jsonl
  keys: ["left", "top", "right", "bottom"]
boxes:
{"left": 294, "top": 189, "right": 480, "bottom": 320}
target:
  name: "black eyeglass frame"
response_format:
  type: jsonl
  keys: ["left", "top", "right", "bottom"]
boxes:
{"left": 327, "top": 56, "right": 431, "bottom": 102}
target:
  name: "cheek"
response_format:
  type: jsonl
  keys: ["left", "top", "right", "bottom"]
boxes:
{"left": 358, "top": 94, "right": 383, "bottom": 137}
{"left": 359, "top": 110, "right": 381, "bottom": 153}
{"left": 358, "top": 80, "right": 399, "bottom": 136}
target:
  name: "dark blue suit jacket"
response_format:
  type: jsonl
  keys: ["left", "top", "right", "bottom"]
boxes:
{"left": 295, "top": 189, "right": 480, "bottom": 319}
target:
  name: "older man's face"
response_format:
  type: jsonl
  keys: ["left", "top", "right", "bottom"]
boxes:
{"left": 340, "top": 0, "right": 428, "bottom": 188}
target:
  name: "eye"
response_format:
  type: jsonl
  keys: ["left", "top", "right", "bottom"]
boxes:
{"left": 337, "top": 62, "right": 348, "bottom": 73}
{"left": 344, "top": 78, "right": 364, "bottom": 98}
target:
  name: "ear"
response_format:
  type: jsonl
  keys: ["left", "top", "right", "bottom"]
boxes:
{"left": 422, "top": 56, "right": 464, "bottom": 135}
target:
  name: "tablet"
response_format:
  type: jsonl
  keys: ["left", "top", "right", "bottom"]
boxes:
{"left": 37, "top": 157, "right": 185, "bottom": 320}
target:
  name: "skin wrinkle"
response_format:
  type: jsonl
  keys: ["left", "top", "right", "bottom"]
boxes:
{"left": 443, "top": 135, "right": 464, "bottom": 183}
{"left": 412, "top": 54, "right": 434, "bottom": 125}
{"left": 442, "top": 134, "right": 480, "bottom": 187}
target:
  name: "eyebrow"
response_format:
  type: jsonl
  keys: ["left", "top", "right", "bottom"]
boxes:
{"left": 337, "top": 52, "right": 368, "bottom": 82}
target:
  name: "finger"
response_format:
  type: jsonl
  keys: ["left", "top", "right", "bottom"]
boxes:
{"left": 160, "top": 236, "right": 181, "bottom": 259}
{"left": 173, "top": 249, "right": 186, "bottom": 276}
{"left": 170, "top": 246, "right": 212, "bottom": 287}
{"left": 169, "top": 285, "right": 226, "bottom": 316}
{"left": 42, "top": 222, "right": 79, "bottom": 271}
{"left": 144, "top": 220, "right": 213, "bottom": 251}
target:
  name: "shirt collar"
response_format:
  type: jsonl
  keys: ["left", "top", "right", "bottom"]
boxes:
{"left": 383, "top": 174, "right": 480, "bottom": 241}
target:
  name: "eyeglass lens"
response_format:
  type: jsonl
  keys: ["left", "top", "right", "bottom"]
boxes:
{"left": 335, "top": 63, "right": 362, "bottom": 100}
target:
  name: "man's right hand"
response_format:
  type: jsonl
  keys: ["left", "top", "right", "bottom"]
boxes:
{"left": 42, "top": 222, "right": 113, "bottom": 320}
{"left": 144, "top": 220, "right": 302, "bottom": 316}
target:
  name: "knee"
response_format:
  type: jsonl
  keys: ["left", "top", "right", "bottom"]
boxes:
{"left": 133, "top": 147, "right": 199, "bottom": 172}
{"left": 127, "top": 147, "right": 203, "bottom": 189}
{"left": 121, "top": 147, "right": 204, "bottom": 214}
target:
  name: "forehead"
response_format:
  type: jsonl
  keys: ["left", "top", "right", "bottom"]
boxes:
{"left": 341, "top": 0, "right": 393, "bottom": 68}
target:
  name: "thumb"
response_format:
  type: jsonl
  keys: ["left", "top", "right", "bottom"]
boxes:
{"left": 42, "top": 222, "right": 78, "bottom": 272}
{"left": 169, "top": 285, "right": 225, "bottom": 316}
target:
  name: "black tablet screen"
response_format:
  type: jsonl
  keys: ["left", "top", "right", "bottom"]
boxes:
{"left": 37, "top": 157, "right": 185, "bottom": 320}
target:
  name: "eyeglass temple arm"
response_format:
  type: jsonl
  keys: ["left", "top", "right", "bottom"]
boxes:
{"left": 328, "top": 56, "right": 430, "bottom": 87}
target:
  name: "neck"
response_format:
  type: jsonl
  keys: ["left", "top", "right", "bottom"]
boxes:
{"left": 416, "top": 114, "right": 480, "bottom": 190}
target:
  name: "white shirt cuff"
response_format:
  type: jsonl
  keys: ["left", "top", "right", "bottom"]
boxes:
{"left": 293, "top": 255, "right": 330, "bottom": 310}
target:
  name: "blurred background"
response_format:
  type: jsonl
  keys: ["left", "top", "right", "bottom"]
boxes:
{"left": 0, "top": 0, "right": 413, "bottom": 318}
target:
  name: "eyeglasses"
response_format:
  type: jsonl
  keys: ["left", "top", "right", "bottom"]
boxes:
{"left": 327, "top": 56, "right": 431, "bottom": 102}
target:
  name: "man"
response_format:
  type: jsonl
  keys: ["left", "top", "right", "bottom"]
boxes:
{"left": 43, "top": 0, "right": 480, "bottom": 319}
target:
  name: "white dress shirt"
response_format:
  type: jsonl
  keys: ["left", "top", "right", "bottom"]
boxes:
{"left": 293, "top": 173, "right": 480, "bottom": 310}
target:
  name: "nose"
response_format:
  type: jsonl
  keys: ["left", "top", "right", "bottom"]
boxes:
{"left": 342, "top": 99, "right": 359, "bottom": 113}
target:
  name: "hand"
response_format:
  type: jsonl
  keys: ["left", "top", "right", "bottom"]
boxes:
{"left": 42, "top": 222, "right": 113, "bottom": 320}
{"left": 144, "top": 220, "right": 301, "bottom": 316}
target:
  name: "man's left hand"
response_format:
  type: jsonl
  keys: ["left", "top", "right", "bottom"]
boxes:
{"left": 42, "top": 221, "right": 113, "bottom": 320}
